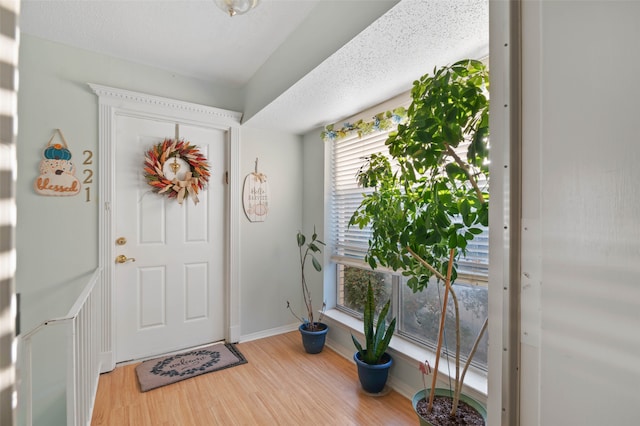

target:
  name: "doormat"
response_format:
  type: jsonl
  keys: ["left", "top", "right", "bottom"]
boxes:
{"left": 135, "top": 342, "right": 247, "bottom": 392}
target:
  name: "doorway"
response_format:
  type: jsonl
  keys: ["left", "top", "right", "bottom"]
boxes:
{"left": 113, "top": 115, "right": 226, "bottom": 362}
{"left": 90, "top": 84, "right": 242, "bottom": 371}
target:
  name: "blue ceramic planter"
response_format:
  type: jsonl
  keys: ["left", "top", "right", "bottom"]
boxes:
{"left": 412, "top": 388, "right": 487, "bottom": 426}
{"left": 353, "top": 351, "right": 392, "bottom": 394}
{"left": 298, "top": 322, "right": 328, "bottom": 354}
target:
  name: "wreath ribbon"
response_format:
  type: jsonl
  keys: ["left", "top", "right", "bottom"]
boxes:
{"left": 159, "top": 171, "right": 200, "bottom": 205}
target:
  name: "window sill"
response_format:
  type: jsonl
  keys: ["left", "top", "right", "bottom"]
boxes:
{"left": 323, "top": 308, "right": 488, "bottom": 401}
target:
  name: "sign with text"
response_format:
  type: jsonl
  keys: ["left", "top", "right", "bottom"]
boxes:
{"left": 242, "top": 171, "right": 269, "bottom": 222}
{"left": 34, "top": 129, "right": 81, "bottom": 197}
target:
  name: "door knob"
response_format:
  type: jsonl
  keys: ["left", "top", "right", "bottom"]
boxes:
{"left": 115, "top": 254, "right": 136, "bottom": 264}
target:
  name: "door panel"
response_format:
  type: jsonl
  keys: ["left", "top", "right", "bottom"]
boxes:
{"left": 115, "top": 115, "right": 225, "bottom": 362}
{"left": 139, "top": 267, "right": 166, "bottom": 328}
{"left": 139, "top": 195, "right": 165, "bottom": 244}
{"left": 185, "top": 263, "right": 208, "bottom": 320}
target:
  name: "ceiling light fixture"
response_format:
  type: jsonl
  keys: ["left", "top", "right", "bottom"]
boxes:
{"left": 214, "top": 0, "right": 260, "bottom": 17}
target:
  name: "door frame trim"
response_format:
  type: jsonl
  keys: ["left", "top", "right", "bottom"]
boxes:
{"left": 89, "top": 84, "right": 242, "bottom": 372}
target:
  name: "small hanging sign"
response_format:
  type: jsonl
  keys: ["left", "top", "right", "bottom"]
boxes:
{"left": 34, "top": 129, "right": 81, "bottom": 196}
{"left": 243, "top": 158, "right": 269, "bottom": 222}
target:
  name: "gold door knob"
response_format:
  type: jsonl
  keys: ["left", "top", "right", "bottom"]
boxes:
{"left": 115, "top": 254, "right": 136, "bottom": 264}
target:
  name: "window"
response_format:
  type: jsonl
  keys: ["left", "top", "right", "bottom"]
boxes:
{"left": 332, "top": 130, "right": 391, "bottom": 259}
{"left": 327, "top": 105, "right": 489, "bottom": 371}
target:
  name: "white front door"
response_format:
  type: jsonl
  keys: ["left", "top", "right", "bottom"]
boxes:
{"left": 114, "top": 114, "right": 226, "bottom": 362}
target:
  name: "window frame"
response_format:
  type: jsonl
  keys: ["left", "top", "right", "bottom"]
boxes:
{"left": 326, "top": 94, "right": 490, "bottom": 372}
{"left": 333, "top": 258, "right": 489, "bottom": 371}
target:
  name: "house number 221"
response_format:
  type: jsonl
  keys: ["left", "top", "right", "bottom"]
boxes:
{"left": 83, "top": 150, "right": 93, "bottom": 202}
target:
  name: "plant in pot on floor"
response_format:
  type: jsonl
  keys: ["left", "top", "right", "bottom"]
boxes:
{"left": 349, "top": 59, "right": 489, "bottom": 425}
{"left": 352, "top": 280, "right": 396, "bottom": 394}
{"left": 286, "top": 227, "right": 328, "bottom": 354}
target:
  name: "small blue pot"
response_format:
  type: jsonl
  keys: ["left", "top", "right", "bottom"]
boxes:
{"left": 299, "top": 322, "right": 328, "bottom": 354}
{"left": 353, "top": 351, "right": 392, "bottom": 394}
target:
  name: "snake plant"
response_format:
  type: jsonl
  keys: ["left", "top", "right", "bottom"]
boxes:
{"left": 352, "top": 281, "right": 396, "bottom": 364}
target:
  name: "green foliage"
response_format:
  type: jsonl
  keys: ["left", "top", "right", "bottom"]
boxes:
{"left": 349, "top": 59, "right": 490, "bottom": 293}
{"left": 287, "top": 227, "right": 326, "bottom": 331}
{"left": 298, "top": 229, "right": 324, "bottom": 273}
{"left": 343, "top": 266, "right": 388, "bottom": 312}
{"left": 352, "top": 281, "right": 397, "bottom": 364}
{"left": 349, "top": 59, "right": 490, "bottom": 417}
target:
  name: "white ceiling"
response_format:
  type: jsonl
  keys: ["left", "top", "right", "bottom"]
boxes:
{"left": 19, "top": 0, "right": 489, "bottom": 134}
{"left": 20, "top": 0, "right": 323, "bottom": 86}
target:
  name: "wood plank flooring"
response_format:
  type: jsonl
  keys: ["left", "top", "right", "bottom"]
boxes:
{"left": 91, "top": 331, "right": 416, "bottom": 425}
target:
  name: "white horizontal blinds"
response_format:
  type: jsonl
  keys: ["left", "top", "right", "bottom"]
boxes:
{"left": 332, "top": 131, "right": 391, "bottom": 258}
{"left": 457, "top": 223, "right": 489, "bottom": 280}
{"left": 450, "top": 140, "right": 489, "bottom": 280}
{"left": 331, "top": 123, "right": 489, "bottom": 282}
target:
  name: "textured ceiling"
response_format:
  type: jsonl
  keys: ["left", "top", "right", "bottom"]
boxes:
{"left": 246, "top": 0, "right": 489, "bottom": 133}
{"left": 19, "top": 0, "right": 489, "bottom": 134}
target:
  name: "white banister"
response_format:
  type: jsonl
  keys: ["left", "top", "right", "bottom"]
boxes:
{"left": 19, "top": 267, "right": 103, "bottom": 426}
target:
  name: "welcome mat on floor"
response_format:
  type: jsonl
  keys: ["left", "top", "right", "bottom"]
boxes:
{"left": 135, "top": 342, "right": 247, "bottom": 392}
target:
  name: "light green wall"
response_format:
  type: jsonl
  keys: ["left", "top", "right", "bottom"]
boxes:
{"left": 16, "top": 34, "right": 304, "bottom": 425}
{"left": 16, "top": 34, "right": 244, "bottom": 331}
{"left": 301, "top": 128, "right": 327, "bottom": 311}
{"left": 238, "top": 126, "right": 304, "bottom": 337}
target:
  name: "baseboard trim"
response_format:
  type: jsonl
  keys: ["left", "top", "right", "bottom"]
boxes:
{"left": 239, "top": 323, "right": 299, "bottom": 343}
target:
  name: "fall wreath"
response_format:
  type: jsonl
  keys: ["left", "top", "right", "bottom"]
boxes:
{"left": 144, "top": 139, "right": 210, "bottom": 205}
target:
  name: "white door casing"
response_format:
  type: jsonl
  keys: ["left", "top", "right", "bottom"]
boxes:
{"left": 114, "top": 116, "right": 226, "bottom": 362}
{"left": 90, "top": 84, "right": 242, "bottom": 371}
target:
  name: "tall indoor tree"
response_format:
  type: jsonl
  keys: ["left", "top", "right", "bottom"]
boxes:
{"left": 350, "top": 59, "right": 490, "bottom": 423}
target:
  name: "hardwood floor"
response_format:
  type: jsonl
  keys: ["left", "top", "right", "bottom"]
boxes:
{"left": 91, "top": 331, "right": 416, "bottom": 425}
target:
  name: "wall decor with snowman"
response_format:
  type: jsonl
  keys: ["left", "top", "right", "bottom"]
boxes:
{"left": 34, "top": 129, "right": 81, "bottom": 196}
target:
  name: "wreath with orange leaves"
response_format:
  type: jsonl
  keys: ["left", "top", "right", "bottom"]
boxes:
{"left": 143, "top": 139, "right": 210, "bottom": 205}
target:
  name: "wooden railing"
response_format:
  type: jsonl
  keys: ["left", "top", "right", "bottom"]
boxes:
{"left": 19, "top": 267, "right": 103, "bottom": 425}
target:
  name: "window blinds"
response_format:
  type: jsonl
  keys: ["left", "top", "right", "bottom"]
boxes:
{"left": 331, "top": 131, "right": 390, "bottom": 259}
{"left": 330, "top": 129, "right": 489, "bottom": 280}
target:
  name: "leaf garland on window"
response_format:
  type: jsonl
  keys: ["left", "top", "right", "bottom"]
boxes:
{"left": 321, "top": 107, "right": 408, "bottom": 142}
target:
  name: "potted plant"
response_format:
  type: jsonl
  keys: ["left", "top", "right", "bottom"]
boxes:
{"left": 351, "top": 280, "right": 397, "bottom": 394}
{"left": 286, "top": 227, "right": 328, "bottom": 354}
{"left": 349, "top": 59, "right": 489, "bottom": 425}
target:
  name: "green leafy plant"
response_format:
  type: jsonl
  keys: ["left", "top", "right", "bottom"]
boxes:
{"left": 286, "top": 227, "right": 326, "bottom": 332}
{"left": 343, "top": 266, "right": 388, "bottom": 312}
{"left": 351, "top": 281, "right": 396, "bottom": 364}
{"left": 349, "top": 59, "right": 489, "bottom": 419}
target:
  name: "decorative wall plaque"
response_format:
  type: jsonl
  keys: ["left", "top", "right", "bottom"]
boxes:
{"left": 34, "top": 129, "right": 81, "bottom": 196}
{"left": 243, "top": 158, "right": 269, "bottom": 222}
